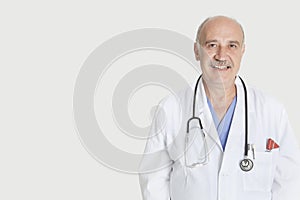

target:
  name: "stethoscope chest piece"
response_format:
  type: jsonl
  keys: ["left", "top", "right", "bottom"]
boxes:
{"left": 240, "top": 158, "right": 254, "bottom": 172}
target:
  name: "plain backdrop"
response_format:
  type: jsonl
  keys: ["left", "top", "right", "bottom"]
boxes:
{"left": 1, "top": 0, "right": 300, "bottom": 199}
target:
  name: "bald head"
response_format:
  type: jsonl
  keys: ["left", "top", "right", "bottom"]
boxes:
{"left": 196, "top": 16, "right": 245, "bottom": 45}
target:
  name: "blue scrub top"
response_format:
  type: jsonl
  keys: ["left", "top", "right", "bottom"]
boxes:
{"left": 207, "top": 96, "right": 237, "bottom": 150}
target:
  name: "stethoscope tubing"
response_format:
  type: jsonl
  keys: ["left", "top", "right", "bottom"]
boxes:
{"left": 191, "top": 75, "right": 248, "bottom": 157}
{"left": 238, "top": 76, "right": 249, "bottom": 157}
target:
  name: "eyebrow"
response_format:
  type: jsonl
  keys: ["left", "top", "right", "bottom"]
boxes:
{"left": 204, "top": 40, "right": 218, "bottom": 45}
{"left": 229, "top": 40, "right": 241, "bottom": 46}
{"left": 205, "top": 40, "right": 241, "bottom": 46}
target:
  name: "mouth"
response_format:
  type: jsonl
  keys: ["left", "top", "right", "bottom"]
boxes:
{"left": 211, "top": 65, "right": 232, "bottom": 70}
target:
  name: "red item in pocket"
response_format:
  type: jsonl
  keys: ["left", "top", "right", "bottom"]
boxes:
{"left": 266, "top": 138, "right": 279, "bottom": 151}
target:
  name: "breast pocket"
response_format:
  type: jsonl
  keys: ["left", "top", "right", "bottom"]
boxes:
{"left": 242, "top": 152, "right": 274, "bottom": 192}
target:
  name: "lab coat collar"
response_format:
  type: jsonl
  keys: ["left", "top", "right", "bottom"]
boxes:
{"left": 195, "top": 77, "right": 222, "bottom": 151}
{"left": 224, "top": 77, "right": 246, "bottom": 153}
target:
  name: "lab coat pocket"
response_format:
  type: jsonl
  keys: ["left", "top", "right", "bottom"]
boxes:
{"left": 242, "top": 152, "right": 273, "bottom": 192}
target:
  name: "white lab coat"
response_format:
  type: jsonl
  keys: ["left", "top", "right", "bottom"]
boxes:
{"left": 139, "top": 77, "right": 300, "bottom": 200}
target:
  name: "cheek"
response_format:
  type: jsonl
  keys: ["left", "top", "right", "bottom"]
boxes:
{"left": 231, "top": 53, "right": 243, "bottom": 64}
{"left": 199, "top": 59, "right": 211, "bottom": 70}
{"left": 199, "top": 53, "right": 214, "bottom": 64}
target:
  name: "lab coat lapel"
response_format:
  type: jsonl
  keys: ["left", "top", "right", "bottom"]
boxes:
{"left": 196, "top": 79, "right": 223, "bottom": 151}
{"left": 224, "top": 78, "right": 246, "bottom": 153}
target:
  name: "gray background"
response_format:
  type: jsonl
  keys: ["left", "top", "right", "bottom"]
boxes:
{"left": 1, "top": 0, "right": 299, "bottom": 199}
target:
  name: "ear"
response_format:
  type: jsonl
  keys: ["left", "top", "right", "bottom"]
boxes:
{"left": 194, "top": 42, "right": 200, "bottom": 61}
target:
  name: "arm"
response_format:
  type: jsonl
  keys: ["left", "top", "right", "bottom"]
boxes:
{"left": 139, "top": 104, "right": 173, "bottom": 200}
{"left": 272, "top": 108, "right": 300, "bottom": 199}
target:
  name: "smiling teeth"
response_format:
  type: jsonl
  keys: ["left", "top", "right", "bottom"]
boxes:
{"left": 213, "top": 66, "right": 228, "bottom": 69}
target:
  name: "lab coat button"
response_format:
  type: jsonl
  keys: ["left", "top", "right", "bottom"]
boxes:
{"left": 221, "top": 173, "right": 229, "bottom": 177}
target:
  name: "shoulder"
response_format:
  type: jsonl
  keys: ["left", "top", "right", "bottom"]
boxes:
{"left": 247, "top": 84, "right": 281, "bottom": 105}
{"left": 246, "top": 83, "right": 285, "bottom": 113}
{"left": 158, "top": 84, "right": 194, "bottom": 111}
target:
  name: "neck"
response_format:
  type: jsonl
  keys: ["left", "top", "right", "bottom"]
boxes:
{"left": 203, "top": 79, "right": 236, "bottom": 120}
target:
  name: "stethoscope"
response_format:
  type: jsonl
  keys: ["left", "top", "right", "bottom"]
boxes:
{"left": 186, "top": 75, "right": 254, "bottom": 172}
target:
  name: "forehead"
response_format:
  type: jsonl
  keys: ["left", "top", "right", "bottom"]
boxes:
{"left": 199, "top": 17, "right": 244, "bottom": 44}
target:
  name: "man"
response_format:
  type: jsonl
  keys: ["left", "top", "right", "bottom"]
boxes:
{"left": 139, "top": 16, "right": 300, "bottom": 200}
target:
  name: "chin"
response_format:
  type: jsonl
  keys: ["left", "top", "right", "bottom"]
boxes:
{"left": 208, "top": 74, "right": 236, "bottom": 86}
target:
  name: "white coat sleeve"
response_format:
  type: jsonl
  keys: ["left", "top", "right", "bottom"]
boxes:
{"left": 272, "top": 108, "right": 300, "bottom": 200}
{"left": 139, "top": 104, "right": 173, "bottom": 200}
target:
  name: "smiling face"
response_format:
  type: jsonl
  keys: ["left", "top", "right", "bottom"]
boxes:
{"left": 194, "top": 16, "right": 245, "bottom": 86}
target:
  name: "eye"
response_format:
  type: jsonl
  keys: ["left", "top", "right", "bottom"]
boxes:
{"left": 229, "top": 44, "right": 238, "bottom": 49}
{"left": 206, "top": 43, "right": 217, "bottom": 48}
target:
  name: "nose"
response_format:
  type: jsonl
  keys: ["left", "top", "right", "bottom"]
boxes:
{"left": 213, "top": 46, "right": 228, "bottom": 61}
